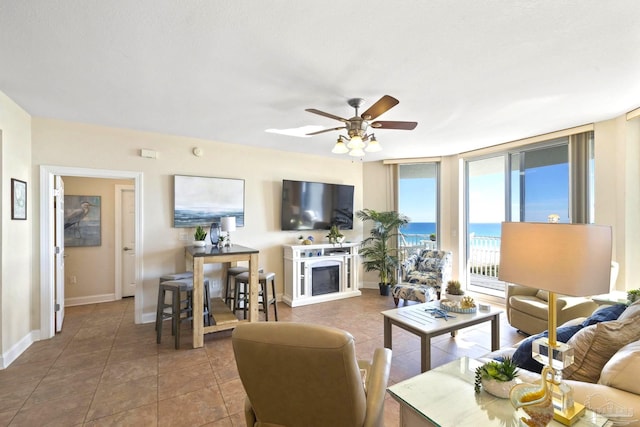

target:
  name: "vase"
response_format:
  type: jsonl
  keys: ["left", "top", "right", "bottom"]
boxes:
{"left": 193, "top": 240, "right": 206, "bottom": 247}
{"left": 481, "top": 378, "right": 517, "bottom": 399}
{"left": 209, "top": 223, "right": 220, "bottom": 246}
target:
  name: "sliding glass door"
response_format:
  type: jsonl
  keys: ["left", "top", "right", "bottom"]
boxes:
{"left": 466, "top": 139, "right": 571, "bottom": 296}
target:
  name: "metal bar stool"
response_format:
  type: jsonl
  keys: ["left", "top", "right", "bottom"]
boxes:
{"left": 234, "top": 271, "right": 278, "bottom": 321}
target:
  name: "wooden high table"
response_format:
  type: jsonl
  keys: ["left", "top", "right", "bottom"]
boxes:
{"left": 185, "top": 244, "right": 260, "bottom": 348}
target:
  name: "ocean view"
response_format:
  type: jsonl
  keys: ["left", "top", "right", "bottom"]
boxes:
{"left": 400, "top": 222, "right": 502, "bottom": 238}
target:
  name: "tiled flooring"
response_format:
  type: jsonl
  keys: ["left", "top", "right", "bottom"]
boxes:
{"left": 0, "top": 290, "right": 522, "bottom": 426}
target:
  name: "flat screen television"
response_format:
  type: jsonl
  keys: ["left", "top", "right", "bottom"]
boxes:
{"left": 281, "top": 179, "right": 354, "bottom": 230}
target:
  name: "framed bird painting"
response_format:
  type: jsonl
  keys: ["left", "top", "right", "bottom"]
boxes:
{"left": 64, "top": 195, "right": 101, "bottom": 247}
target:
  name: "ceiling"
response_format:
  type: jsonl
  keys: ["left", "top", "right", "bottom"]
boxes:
{"left": 1, "top": 1, "right": 640, "bottom": 162}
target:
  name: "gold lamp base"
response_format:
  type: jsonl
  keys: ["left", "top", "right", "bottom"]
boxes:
{"left": 554, "top": 402, "right": 586, "bottom": 426}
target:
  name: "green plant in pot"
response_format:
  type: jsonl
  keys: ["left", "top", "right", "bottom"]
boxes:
{"left": 474, "top": 357, "right": 519, "bottom": 398}
{"left": 357, "top": 209, "right": 409, "bottom": 296}
{"left": 326, "top": 224, "right": 344, "bottom": 245}
{"left": 628, "top": 289, "right": 640, "bottom": 304}
{"left": 193, "top": 225, "right": 207, "bottom": 247}
{"left": 444, "top": 280, "right": 464, "bottom": 303}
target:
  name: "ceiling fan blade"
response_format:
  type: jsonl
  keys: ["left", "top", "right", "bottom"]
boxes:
{"left": 361, "top": 95, "right": 399, "bottom": 120}
{"left": 305, "top": 108, "right": 348, "bottom": 122}
{"left": 370, "top": 121, "right": 418, "bottom": 130}
{"left": 306, "top": 126, "right": 346, "bottom": 136}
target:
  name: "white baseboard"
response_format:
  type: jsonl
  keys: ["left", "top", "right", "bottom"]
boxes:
{"left": 65, "top": 293, "right": 116, "bottom": 307}
{"left": 141, "top": 312, "right": 156, "bottom": 324}
{"left": 0, "top": 330, "right": 38, "bottom": 369}
{"left": 362, "top": 281, "right": 381, "bottom": 289}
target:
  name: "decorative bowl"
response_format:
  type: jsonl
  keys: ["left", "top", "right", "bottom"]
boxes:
{"left": 440, "top": 300, "right": 477, "bottom": 313}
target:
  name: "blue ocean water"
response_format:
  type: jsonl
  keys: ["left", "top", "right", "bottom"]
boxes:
{"left": 400, "top": 222, "right": 501, "bottom": 238}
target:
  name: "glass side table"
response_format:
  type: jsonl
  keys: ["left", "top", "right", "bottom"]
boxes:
{"left": 387, "top": 357, "right": 610, "bottom": 427}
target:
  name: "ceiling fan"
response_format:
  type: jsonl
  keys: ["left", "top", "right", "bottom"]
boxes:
{"left": 305, "top": 95, "right": 418, "bottom": 156}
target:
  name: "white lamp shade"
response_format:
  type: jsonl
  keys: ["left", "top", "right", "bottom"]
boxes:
{"left": 221, "top": 216, "right": 236, "bottom": 232}
{"left": 347, "top": 135, "right": 365, "bottom": 149}
{"left": 365, "top": 139, "right": 382, "bottom": 152}
{"left": 499, "top": 222, "right": 612, "bottom": 296}
{"left": 349, "top": 147, "right": 365, "bottom": 157}
{"left": 332, "top": 140, "right": 349, "bottom": 154}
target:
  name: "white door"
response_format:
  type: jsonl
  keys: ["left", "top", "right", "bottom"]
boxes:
{"left": 120, "top": 187, "right": 136, "bottom": 297}
{"left": 55, "top": 176, "right": 65, "bottom": 332}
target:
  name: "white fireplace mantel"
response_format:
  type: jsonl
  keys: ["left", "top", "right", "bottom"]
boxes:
{"left": 283, "top": 243, "right": 361, "bottom": 307}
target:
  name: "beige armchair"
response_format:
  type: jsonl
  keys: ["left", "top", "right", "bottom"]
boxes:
{"left": 505, "top": 285, "right": 598, "bottom": 335}
{"left": 232, "top": 322, "right": 392, "bottom": 427}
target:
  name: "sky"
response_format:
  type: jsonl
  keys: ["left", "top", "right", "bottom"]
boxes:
{"left": 399, "top": 163, "right": 569, "bottom": 224}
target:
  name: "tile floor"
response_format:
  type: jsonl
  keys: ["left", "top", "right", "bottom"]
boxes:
{"left": 0, "top": 289, "right": 523, "bottom": 426}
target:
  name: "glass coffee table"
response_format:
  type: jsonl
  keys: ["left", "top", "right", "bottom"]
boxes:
{"left": 387, "top": 357, "right": 610, "bottom": 427}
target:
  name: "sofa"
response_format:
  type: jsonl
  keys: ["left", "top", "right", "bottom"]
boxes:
{"left": 505, "top": 284, "right": 598, "bottom": 335}
{"left": 391, "top": 249, "right": 452, "bottom": 306}
{"left": 485, "top": 300, "right": 640, "bottom": 426}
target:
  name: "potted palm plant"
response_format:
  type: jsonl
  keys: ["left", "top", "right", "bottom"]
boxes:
{"left": 357, "top": 209, "right": 410, "bottom": 296}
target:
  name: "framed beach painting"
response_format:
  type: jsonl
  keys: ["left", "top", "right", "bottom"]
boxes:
{"left": 11, "top": 178, "right": 27, "bottom": 220}
{"left": 64, "top": 195, "right": 102, "bottom": 247}
{"left": 173, "top": 175, "right": 245, "bottom": 228}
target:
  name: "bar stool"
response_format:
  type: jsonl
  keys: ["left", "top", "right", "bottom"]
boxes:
{"left": 156, "top": 273, "right": 212, "bottom": 349}
{"left": 224, "top": 266, "right": 265, "bottom": 308}
{"left": 234, "top": 271, "right": 278, "bottom": 321}
{"left": 156, "top": 280, "right": 194, "bottom": 349}
{"left": 159, "top": 272, "right": 212, "bottom": 327}
{"left": 224, "top": 266, "right": 249, "bottom": 309}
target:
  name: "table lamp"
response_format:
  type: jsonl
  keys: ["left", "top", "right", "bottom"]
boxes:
{"left": 221, "top": 216, "right": 236, "bottom": 247}
{"left": 499, "top": 222, "right": 612, "bottom": 426}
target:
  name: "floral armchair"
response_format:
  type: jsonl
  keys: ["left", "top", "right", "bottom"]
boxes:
{"left": 391, "top": 249, "right": 453, "bottom": 306}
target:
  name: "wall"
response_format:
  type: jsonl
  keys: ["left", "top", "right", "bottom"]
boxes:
{"left": 594, "top": 115, "right": 640, "bottom": 290}
{"left": 62, "top": 176, "right": 133, "bottom": 304}
{"left": 0, "top": 90, "right": 33, "bottom": 367}
{"left": 31, "top": 118, "right": 364, "bottom": 323}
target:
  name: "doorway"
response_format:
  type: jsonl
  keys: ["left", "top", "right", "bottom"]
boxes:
{"left": 40, "top": 165, "right": 143, "bottom": 340}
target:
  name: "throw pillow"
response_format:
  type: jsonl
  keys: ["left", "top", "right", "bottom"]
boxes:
{"left": 598, "top": 341, "right": 640, "bottom": 394}
{"left": 581, "top": 304, "right": 626, "bottom": 327}
{"left": 618, "top": 298, "right": 640, "bottom": 321}
{"left": 563, "top": 317, "right": 640, "bottom": 383}
{"left": 511, "top": 325, "right": 583, "bottom": 373}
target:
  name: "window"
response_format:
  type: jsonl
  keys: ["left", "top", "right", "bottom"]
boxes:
{"left": 397, "top": 163, "right": 439, "bottom": 257}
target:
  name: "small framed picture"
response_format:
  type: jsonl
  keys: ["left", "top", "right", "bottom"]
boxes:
{"left": 11, "top": 178, "right": 27, "bottom": 220}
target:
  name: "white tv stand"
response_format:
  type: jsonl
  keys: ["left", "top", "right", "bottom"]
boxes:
{"left": 283, "top": 242, "right": 361, "bottom": 307}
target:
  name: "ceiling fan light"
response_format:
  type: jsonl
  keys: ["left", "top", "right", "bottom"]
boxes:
{"left": 365, "top": 136, "right": 382, "bottom": 152}
{"left": 331, "top": 138, "right": 349, "bottom": 154}
{"left": 349, "top": 147, "right": 365, "bottom": 157}
{"left": 347, "top": 135, "right": 365, "bottom": 149}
